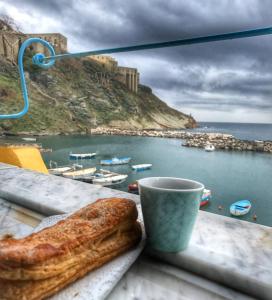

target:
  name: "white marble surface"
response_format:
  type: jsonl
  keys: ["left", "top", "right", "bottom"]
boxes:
{"left": 0, "top": 201, "right": 253, "bottom": 300}
{"left": 0, "top": 163, "right": 271, "bottom": 299}
{"left": 0, "top": 163, "right": 139, "bottom": 216}
{"left": 0, "top": 198, "right": 42, "bottom": 239}
{"left": 149, "top": 211, "right": 272, "bottom": 299}
{"left": 108, "top": 257, "right": 256, "bottom": 300}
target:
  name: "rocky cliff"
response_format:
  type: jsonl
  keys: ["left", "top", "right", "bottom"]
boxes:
{"left": 0, "top": 45, "right": 196, "bottom": 135}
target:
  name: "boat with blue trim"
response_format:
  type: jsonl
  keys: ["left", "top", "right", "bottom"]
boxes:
{"left": 230, "top": 200, "right": 251, "bottom": 216}
{"left": 100, "top": 157, "right": 131, "bottom": 165}
{"left": 132, "top": 164, "right": 152, "bottom": 171}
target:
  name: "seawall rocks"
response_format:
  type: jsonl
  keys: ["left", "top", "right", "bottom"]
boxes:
{"left": 90, "top": 128, "right": 272, "bottom": 153}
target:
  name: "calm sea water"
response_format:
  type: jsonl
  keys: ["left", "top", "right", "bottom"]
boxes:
{"left": 192, "top": 122, "right": 272, "bottom": 141}
{"left": 37, "top": 128, "right": 272, "bottom": 227}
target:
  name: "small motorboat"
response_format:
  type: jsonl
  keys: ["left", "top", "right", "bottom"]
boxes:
{"left": 92, "top": 169, "right": 128, "bottom": 186}
{"left": 230, "top": 200, "right": 251, "bottom": 216}
{"left": 128, "top": 182, "right": 139, "bottom": 194}
{"left": 69, "top": 152, "right": 96, "bottom": 159}
{"left": 100, "top": 157, "right": 131, "bottom": 166}
{"left": 62, "top": 167, "right": 96, "bottom": 180}
{"left": 48, "top": 160, "right": 82, "bottom": 176}
{"left": 200, "top": 189, "right": 211, "bottom": 207}
{"left": 22, "top": 137, "right": 37, "bottom": 142}
{"left": 93, "top": 174, "right": 128, "bottom": 186}
{"left": 132, "top": 164, "right": 152, "bottom": 171}
{"left": 49, "top": 166, "right": 73, "bottom": 176}
{"left": 204, "top": 144, "right": 215, "bottom": 152}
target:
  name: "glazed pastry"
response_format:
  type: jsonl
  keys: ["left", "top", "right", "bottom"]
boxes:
{"left": 0, "top": 198, "right": 141, "bottom": 300}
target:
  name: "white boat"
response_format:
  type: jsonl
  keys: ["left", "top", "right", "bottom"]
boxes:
{"left": 92, "top": 169, "right": 128, "bottom": 186}
{"left": 22, "top": 137, "right": 37, "bottom": 142}
{"left": 62, "top": 167, "right": 96, "bottom": 180}
{"left": 48, "top": 161, "right": 83, "bottom": 176}
{"left": 230, "top": 200, "right": 251, "bottom": 216}
{"left": 92, "top": 174, "right": 128, "bottom": 186}
{"left": 69, "top": 152, "right": 96, "bottom": 159}
{"left": 100, "top": 157, "right": 131, "bottom": 165}
{"left": 204, "top": 144, "right": 215, "bottom": 152}
{"left": 132, "top": 164, "right": 152, "bottom": 171}
{"left": 49, "top": 166, "right": 73, "bottom": 176}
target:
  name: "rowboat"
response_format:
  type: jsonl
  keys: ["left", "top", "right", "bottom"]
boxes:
{"left": 230, "top": 200, "right": 251, "bottom": 216}
{"left": 69, "top": 153, "right": 96, "bottom": 159}
{"left": 48, "top": 160, "right": 83, "bottom": 176}
{"left": 204, "top": 144, "right": 215, "bottom": 152}
{"left": 49, "top": 166, "right": 73, "bottom": 176}
{"left": 200, "top": 189, "right": 211, "bottom": 207}
{"left": 100, "top": 157, "right": 131, "bottom": 166}
{"left": 92, "top": 169, "right": 128, "bottom": 186}
{"left": 132, "top": 164, "right": 152, "bottom": 171}
{"left": 62, "top": 167, "right": 96, "bottom": 180}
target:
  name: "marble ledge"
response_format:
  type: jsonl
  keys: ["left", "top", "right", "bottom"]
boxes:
{"left": 0, "top": 163, "right": 271, "bottom": 300}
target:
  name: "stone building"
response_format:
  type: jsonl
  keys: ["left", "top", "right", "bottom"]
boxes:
{"left": 0, "top": 31, "right": 67, "bottom": 64}
{"left": 90, "top": 55, "right": 140, "bottom": 93}
{"left": 116, "top": 66, "right": 139, "bottom": 93}
{"left": 91, "top": 55, "right": 118, "bottom": 72}
{"left": 0, "top": 21, "right": 139, "bottom": 93}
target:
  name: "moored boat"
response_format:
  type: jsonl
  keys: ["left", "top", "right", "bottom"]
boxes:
{"left": 200, "top": 189, "right": 211, "bottom": 207}
{"left": 132, "top": 164, "right": 152, "bottom": 171}
{"left": 62, "top": 167, "right": 96, "bottom": 180}
{"left": 69, "top": 152, "right": 96, "bottom": 159}
{"left": 230, "top": 200, "right": 251, "bottom": 216}
{"left": 22, "top": 137, "right": 37, "bottom": 142}
{"left": 100, "top": 157, "right": 131, "bottom": 165}
{"left": 92, "top": 169, "right": 128, "bottom": 186}
{"left": 49, "top": 166, "right": 73, "bottom": 176}
{"left": 128, "top": 182, "right": 139, "bottom": 194}
{"left": 204, "top": 144, "right": 215, "bottom": 152}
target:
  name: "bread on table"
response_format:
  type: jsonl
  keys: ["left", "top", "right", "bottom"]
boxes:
{"left": 0, "top": 198, "right": 142, "bottom": 300}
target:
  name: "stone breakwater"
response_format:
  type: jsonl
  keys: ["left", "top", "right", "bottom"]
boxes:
{"left": 90, "top": 127, "right": 272, "bottom": 153}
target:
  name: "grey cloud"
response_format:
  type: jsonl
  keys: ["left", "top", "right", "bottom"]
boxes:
{"left": 2, "top": 0, "right": 272, "bottom": 121}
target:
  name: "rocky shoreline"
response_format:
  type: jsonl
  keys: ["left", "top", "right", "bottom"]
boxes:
{"left": 1, "top": 127, "right": 271, "bottom": 153}
{"left": 90, "top": 127, "right": 272, "bottom": 153}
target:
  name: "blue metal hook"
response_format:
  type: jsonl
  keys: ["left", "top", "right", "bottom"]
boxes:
{"left": 0, "top": 38, "right": 55, "bottom": 119}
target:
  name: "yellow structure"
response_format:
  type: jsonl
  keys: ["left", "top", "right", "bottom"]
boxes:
{"left": 0, "top": 145, "right": 48, "bottom": 174}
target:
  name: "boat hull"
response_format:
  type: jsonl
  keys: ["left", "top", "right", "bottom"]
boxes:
{"left": 132, "top": 164, "right": 152, "bottom": 171}
{"left": 230, "top": 200, "right": 251, "bottom": 216}
{"left": 69, "top": 153, "right": 96, "bottom": 160}
{"left": 100, "top": 157, "right": 131, "bottom": 166}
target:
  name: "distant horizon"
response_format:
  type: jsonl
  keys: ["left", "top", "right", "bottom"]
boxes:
{"left": 197, "top": 121, "right": 272, "bottom": 125}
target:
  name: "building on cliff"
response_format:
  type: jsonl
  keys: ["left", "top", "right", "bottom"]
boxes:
{"left": 0, "top": 26, "right": 67, "bottom": 64}
{"left": 0, "top": 23, "right": 139, "bottom": 93}
{"left": 90, "top": 55, "right": 140, "bottom": 93}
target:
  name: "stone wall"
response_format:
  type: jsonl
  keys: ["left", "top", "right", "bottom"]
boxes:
{"left": 0, "top": 31, "right": 67, "bottom": 63}
{"left": 89, "top": 127, "right": 272, "bottom": 153}
{"left": 89, "top": 55, "right": 140, "bottom": 93}
{"left": 116, "top": 66, "right": 139, "bottom": 93}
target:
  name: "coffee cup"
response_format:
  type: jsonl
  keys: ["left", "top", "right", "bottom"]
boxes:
{"left": 138, "top": 177, "right": 204, "bottom": 252}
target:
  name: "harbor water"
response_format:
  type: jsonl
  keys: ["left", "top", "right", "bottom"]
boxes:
{"left": 38, "top": 130, "right": 272, "bottom": 227}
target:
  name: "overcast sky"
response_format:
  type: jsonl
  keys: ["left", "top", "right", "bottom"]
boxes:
{"left": 1, "top": 0, "right": 272, "bottom": 123}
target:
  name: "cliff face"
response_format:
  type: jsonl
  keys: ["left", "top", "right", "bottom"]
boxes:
{"left": 0, "top": 54, "right": 196, "bottom": 135}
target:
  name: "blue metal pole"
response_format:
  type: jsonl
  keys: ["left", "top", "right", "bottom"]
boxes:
{"left": 44, "top": 27, "right": 272, "bottom": 61}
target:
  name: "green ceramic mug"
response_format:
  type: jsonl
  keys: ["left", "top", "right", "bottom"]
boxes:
{"left": 138, "top": 177, "right": 204, "bottom": 252}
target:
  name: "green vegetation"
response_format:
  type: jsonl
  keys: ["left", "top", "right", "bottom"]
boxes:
{"left": 0, "top": 56, "right": 195, "bottom": 135}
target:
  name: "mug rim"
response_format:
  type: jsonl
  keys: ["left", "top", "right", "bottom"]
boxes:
{"left": 138, "top": 177, "right": 204, "bottom": 192}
